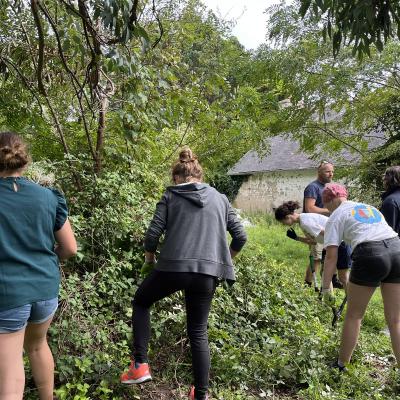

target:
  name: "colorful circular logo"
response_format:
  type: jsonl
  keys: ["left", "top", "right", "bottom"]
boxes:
{"left": 351, "top": 205, "right": 382, "bottom": 224}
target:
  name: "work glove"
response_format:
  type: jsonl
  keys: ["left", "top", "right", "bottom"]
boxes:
{"left": 286, "top": 228, "right": 298, "bottom": 241}
{"left": 322, "top": 289, "right": 336, "bottom": 307}
{"left": 140, "top": 260, "right": 156, "bottom": 278}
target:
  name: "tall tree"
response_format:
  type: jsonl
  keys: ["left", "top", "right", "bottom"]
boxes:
{"left": 0, "top": 0, "right": 272, "bottom": 191}
{"left": 0, "top": 0, "right": 158, "bottom": 185}
{"left": 299, "top": 0, "right": 400, "bottom": 57}
{"left": 259, "top": 2, "right": 400, "bottom": 201}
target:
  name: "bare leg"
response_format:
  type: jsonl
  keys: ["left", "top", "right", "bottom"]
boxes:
{"left": 381, "top": 283, "right": 400, "bottom": 366}
{"left": 305, "top": 259, "right": 320, "bottom": 285}
{"left": 304, "top": 264, "right": 312, "bottom": 283}
{"left": 338, "top": 282, "right": 376, "bottom": 364}
{"left": 24, "top": 318, "right": 54, "bottom": 400}
{"left": 0, "top": 329, "right": 25, "bottom": 400}
{"left": 314, "top": 260, "right": 320, "bottom": 278}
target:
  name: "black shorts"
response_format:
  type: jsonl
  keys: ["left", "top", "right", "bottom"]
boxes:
{"left": 350, "top": 236, "right": 400, "bottom": 287}
{"left": 322, "top": 242, "right": 352, "bottom": 270}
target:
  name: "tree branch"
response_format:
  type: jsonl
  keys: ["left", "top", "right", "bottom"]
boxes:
{"left": 303, "top": 124, "right": 365, "bottom": 156}
{"left": 162, "top": 122, "right": 193, "bottom": 163}
{"left": 129, "top": 0, "right": 139, "bottom": 26}
{"left": 1, "top": 56, "right": 44, "bottom": 116}
{"left": 38, "top": 2, "right": 97, "bottom": 161}
{"left": 30, "top": 0, "right": 46, "bottom": 95}
{"left": 44, "top": 95, "right": 83, "bottom": 190}
{"left": 151, "top": 0, "right": 164, "bottom": 49}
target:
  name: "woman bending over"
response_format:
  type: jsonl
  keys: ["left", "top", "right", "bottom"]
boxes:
{"left": 275, "top": 201, "right": 351, "bottom": 290}
{"left": 321, "top": 183, "right": 400, "bottom": 371}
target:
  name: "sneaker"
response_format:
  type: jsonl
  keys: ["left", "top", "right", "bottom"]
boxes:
{"left": 120, "top": 360, "right": 152, "bottom": 384}
{"left": 331, "top": 359, "right": 347, "bottom": 373}
{"left": 189, "top": 386, "right": 209, "bottom": 400}
{"left": 332, "top": 279, "right": 344, "bottom": 289}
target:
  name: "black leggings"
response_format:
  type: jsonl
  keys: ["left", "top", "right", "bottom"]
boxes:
{"left": 132, "top": 270, "right": 217, "bottom": 400}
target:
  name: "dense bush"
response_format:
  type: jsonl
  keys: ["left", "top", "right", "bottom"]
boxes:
{"left": 208, "top": 169, "right": 245, "bottom": 202}
{"left": 21, "top": 166, "right": 398, "bottom": 399}
{"left": 29, "top": 226, "right": 336, "bottom": 399}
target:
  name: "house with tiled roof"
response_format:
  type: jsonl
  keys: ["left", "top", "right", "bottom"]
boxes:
{"left": 228, "top": 134, "right": 358, "bottom": 213}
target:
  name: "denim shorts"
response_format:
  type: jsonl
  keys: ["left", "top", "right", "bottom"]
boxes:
{"left": 337, "top": 242, "right": 352, "bottom": 270}
{"left": 322, "top": 242, "right": 352, "bottom": 270}
{"left": 0, "top": 298, "right": 58, "bottom": 333}
{"left": 350, "top": 236, "right": 400, "bottom": 287}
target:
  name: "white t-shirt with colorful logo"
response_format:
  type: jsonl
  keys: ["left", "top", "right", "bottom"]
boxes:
{"left": 324, "top": 200, "right": 398, "bottom": 250}
{"left": 299, "top": 213, "right": 328, "bottom": 244}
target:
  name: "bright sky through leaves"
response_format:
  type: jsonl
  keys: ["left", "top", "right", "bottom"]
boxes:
{"left": 202, "top": 0, "right": 279, "bottom": 49}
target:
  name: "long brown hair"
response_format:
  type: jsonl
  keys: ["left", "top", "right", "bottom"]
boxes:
{"left": 0, "top": 131, "right": 30, "bottom": 172}
{"left": 384, "top": 166, "right": 400, "bottom": 190}
{"left": 172, "top": 147, "right": 203, "bottom": 183}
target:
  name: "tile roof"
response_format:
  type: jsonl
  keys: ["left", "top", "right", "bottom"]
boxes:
{"left": 228, "top": 134, "right": 376, "bottom": 175}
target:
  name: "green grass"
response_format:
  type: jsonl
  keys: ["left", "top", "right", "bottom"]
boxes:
{"left": 239, "top": 221, "right": 396, "bottom": 400}
{"left": 46, "top": 219, "right": 399, "bottom": 400}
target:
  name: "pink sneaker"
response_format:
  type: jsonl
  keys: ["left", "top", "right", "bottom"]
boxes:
{"left": 189, "top": 386, "right": 208, "bottom": 400}
{"left": 120, "top": 360, "right": 152, "bottom": 384}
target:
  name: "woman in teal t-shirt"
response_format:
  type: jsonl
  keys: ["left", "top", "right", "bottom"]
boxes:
{"left": 0, "top": 132, "right": 77, "bottom": 400}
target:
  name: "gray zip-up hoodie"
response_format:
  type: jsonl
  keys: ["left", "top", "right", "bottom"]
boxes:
{"left": 144, "top": 183, "right": 247, "bottom": 284}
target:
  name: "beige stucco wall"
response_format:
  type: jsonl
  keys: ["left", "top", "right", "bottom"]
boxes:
{"left": 232, "top": 169, "right": 316, "bottom": 213}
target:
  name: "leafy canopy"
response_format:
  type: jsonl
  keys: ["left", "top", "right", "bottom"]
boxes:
{"left": 299, "top": 0, "right": 400, "bottom": 58}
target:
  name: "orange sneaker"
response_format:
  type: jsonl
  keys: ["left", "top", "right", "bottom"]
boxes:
{"left": 120, "top": 360, "right": 152, "bottom": 384}
{"left": 188, "top": 386, "right": 208, "bottom": 400}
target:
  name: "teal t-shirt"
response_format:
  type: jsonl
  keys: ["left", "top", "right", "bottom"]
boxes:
{"left": 0, "top": 177, "right": 68, "bottom": 311}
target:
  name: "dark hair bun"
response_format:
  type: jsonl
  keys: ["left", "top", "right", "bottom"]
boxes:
{"left": 274, "top": 200, "right": 300, "bottom": 221}
{"left": 179, "top": 147, "right": 196, "bottom": 163}
{"left": 0, "top": 132, "right": 30, "bottom": 171}
{"left": 286, "top": 200, "right": 300, "bottom": 212}
{"left": 1, "top": 146, "right": 13, "bottom": 155}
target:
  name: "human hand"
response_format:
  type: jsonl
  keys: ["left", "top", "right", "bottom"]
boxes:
{"left": 140, "top": 260, "right": 156, "bottom": 278}
{"left": 286, "top": 228, "right": 298, "bottom": 241}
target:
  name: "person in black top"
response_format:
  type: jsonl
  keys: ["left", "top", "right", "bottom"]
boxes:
{"left": 381, "top": 166, "right": 400, "bottom": 235}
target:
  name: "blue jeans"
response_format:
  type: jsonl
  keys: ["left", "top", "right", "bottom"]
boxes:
{"left": 0, "top": 298, "right": 58, "bottom": 333}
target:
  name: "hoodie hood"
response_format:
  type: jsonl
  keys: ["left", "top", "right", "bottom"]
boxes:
{"left": 167, "top": 183, "right": 212, "bottom": 208}
{"left": 381, "top": 187, "right": 400, "bottom": 201}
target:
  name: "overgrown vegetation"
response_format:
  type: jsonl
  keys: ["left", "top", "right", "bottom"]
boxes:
{"left": 1, "top": 0, "right": 400, "bottom": 398}
{"left": 22, "top": 220, "right": 396, "bottom": 399}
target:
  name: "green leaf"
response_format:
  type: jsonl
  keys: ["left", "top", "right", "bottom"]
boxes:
{"left": 134, "top": 25, "right": 150, "bottom": 42}
{"left": 62, "top": 39, "right": 71, "bottom": 52}
{"left": 72, "top": 34, "right": 81, "bottom": 44}
{"left": 299, "top": 0, "right": 312, "bottom": 18}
